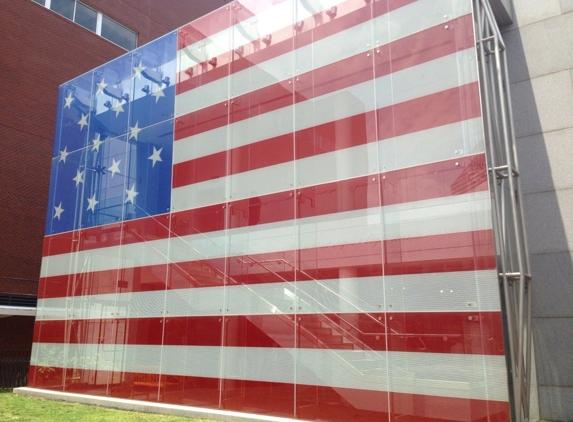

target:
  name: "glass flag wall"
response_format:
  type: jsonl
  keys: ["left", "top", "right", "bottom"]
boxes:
{"left": 31, "top": 0, "right": 512, "bottom": 421}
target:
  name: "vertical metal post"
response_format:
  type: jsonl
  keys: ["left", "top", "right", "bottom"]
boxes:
{"left": 473, "top": 1, "right": 533, "bottom": 420}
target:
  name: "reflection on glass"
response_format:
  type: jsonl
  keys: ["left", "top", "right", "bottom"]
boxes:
{"left": 74, "top": 2, "right": 96, "bottom": 32}
{"left": 33, "top": 0, "right": 512, "bottom": 421}
{"left": 102, "top": 16, "right": 137, "bottom": 50}
{"left": 50, "top": 0, "right": 74, "bottom": 19}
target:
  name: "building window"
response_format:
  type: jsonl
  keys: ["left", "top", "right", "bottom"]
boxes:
{"left": 50, "top": 0, "right": 74, "bottom": 20}
{"left": 74, "top": 2, "right": 97, "bottom": 32}
{"left": 101, "top": 16, "right": 137, "bottom": 50}
{"left": 32, "top": 0, "right": 138, "bottom": 50}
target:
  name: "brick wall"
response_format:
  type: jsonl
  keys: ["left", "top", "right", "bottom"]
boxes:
{"left": 81, "top": 0, "right": 229, "bottom": 45}
{"left": 0, "top": 0, "right": 226, "bottom": 361}
{"left": 0, "top": 0, "right": 125, "bottom": 296}
{"left": 0, "top": 1, "right": 229, "bottom": 296}
{"left": 0, "top": 317, "right": 35, "bottom": 353}
{"left": 0, "top": 279, "right": 38, "bottom": 296}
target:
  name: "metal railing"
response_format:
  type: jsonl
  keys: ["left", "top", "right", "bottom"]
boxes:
{"left": 474, "top": 1, "right": 533, "bottom": 420}
{"left": 0, "top": 351, "right": 30, "bottom": 389}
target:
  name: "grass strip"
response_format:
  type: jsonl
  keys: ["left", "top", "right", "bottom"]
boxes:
{"left": 0, "top": 390, "right": 219, "bottom": 422}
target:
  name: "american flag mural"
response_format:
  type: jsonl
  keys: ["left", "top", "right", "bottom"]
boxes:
{"left": 31, "top": 0, "right": 512, "bottom": 421}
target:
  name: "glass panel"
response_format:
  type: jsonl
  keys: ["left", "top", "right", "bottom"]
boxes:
{"left": 106, "top": 216, "right": 170, "bottom": 400}
{"left": 56, "top": 72, "right": 93, "bottom": 155}
{"left": 82, "top": 53, "right": 133, "bottom": 229}
{"left": 131, "top": 32, "right": 177, "bottom": 128}
{"left": 92, "top": 52, "right": 132, "bottom": 138}
{"left": 50, "top": 0, "right": 74, "bottom": 20}
{"left": 291, "top": 0, "right": 387, "bottom": 420}
{"left": 81, "top": 135, "right": 128, "bottom": 228}
{"left": 32, "top": 0, "right": 45, "bottom": 5}
{"left": 160, "top": 7, "right": 234, "bottom": 408}
{"left": 74, "top": 2, "right": 97, "bottom": 32}
{"left": 221, "top": 0, "right": 297, "bottom": 417}
{"left": 32, "top": 233, "right": 71, "bottom": 391}
{"left": 101, "top": 16, "right": 137, "bottom": 50}
{"left": 46, "top": 80, "right": 91, "bottom": 237}
{"left": 35, "top": 0, "right": 512, "bottom": 419}
{"left": 61, "top": 214, "right": 122, "bottom": 395}
{"left": 373, "top": 0, "right": 510, "bottom": 421}
{"left": 44, "top": 158, "right": 59, "bottom": 236}
{"left": 29, "top": 343, "right": 66, "bottom": 391}
{"left": 123, "top": 120, "right": 173, "bottom": 221}
{"left": 163, "top": 211, "right": 225, "bottom": 408}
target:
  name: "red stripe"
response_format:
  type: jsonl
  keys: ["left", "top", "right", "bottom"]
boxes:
{"left": 173, "top": 152, "right": 486, "bottom": 234}
{"left": 173, "top": 80, "right": 481, "bottom": 189}
{"left": 378, "top": 82, "right": 482, "bottom": 140}
{"left": 27, "top": 366, "right": 510, "bottom": 422}
{"left": 176, "top": 0, "right": 419, "bottom": 94}
{"left": 45, "top": 153, "right": 487, "bottom": 257}
{"left": 172, "top": 111, "right": 374, "bottom": 188}
{"left": 39, "top": 229, "right": 495, "bottom": 299}
{"left": 177, "top": 5, "right": 233, "bottom": 50}
{"left": 173, "top": 79, "right": 480, "bottom": 189}
{"left": 34, "top": 312, "right": 505, "bottom": 356}
{"left": 174, "top": 14, "right": 475, "bottom": 141}
{"left": 176, "top": 0, "right": 417, "bottom": 52}
{"left": 177, "top": 0, "right": 314, "bottom": 52}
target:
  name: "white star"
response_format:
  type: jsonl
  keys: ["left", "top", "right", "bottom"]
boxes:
{"left": 133, "top": 63, "right": 145, "bottom": 79}
{"left": 78, "top": 113, "right": 89, "bottom": 131}
{"left": 53, "top": 202, "right": 64, "bottom": 220}
{"left": 125, "top": 184, "right": 139, "bottom": 204}
{"left": 148, "top": 147, "right": 163, "bottom": 167}
{"left": 73, "top": 169, "right": 85, "bottom": 187}
{"left": 64, "top": 93, "right": 74, "bottom": 109}
{"left": 96, "top": 78, "right": 108, "bottom": 95}
{"left": 92, "top": 133, "right": 103, "bottom": 152}
{"left": 86, "top": 193, "right": 99, "bottom": 212}
{"left": 108, "top": 158, "right": 121, "bottom": 178}
{"left": 129, "top": 122, "right": 142, "bottom": 141}
{"left": 112, "top": 101, "right": 124, "bottom": 117}
{"left": 59, "top": 146, "right": 70, "bottom": 163}
{"left": 152, "top": 87, "right": 165, "bottom": 103}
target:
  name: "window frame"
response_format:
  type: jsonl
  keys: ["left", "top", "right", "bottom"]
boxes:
{"left": 73, "top": 2, "right": 98, "bottom": 33}
{"left": 33, "top": 0, "right": 138, "bottom": 51}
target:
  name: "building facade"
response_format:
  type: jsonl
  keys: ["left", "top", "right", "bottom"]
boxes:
{"left": 2, "top": 0, "right": 573, "bottom": 420}
{"left": 26, "top": 0, "right": 523, "bottom": 421}
{"left": 0, "top": 0, "right": 226, "bottom": 384}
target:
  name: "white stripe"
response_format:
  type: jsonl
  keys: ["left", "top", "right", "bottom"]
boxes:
{"left": 41, "top": 191, "right": 492, "bottom": 278}
{"left": 36, "top": 270, "right": 500, "bottom": 321}
{"left": 30, "top": 343, "right": 508, "bottom": 402}
{"left": 171, "top": 118, "right": 484, "bottom": 211}
{"left": 176, "top": 0, "right": 361, "bottom": 96}
{"left": 386, "top": 0, "right": 472, "bottom": 42}
{"left": 177, "top": 0, "right": 356, "bottom": 77}
{"left": 173, "top": 48, "right": 478, "bottom": 167}
{"left": 175, "top": 0, "right": 473, "bottom": 116}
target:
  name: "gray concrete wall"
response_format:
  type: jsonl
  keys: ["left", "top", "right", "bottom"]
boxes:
{"left": 502, "top": 0, "right": 573, "bottom": 419}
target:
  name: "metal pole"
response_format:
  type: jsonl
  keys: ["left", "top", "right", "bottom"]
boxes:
{"left": 502, "top": 40, "right": 534, "bottom": 421}
{"left": 474, "top": 1, "right": 534, "bottom": 419}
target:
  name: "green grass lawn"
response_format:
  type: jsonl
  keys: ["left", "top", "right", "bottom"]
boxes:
{"left": 0, "top": 390, "right": 219, "bottom": 422}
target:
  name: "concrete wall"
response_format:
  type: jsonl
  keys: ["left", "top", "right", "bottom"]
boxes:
{"left": 503, "top": 0, "right": 573, "bottom": 419}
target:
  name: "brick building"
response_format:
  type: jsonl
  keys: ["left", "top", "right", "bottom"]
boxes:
{"left": 0, "top": 0, "right": 226, "bottom": 383}
{"left": 2, "top": 0, "right": 573, "bottom": 420}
